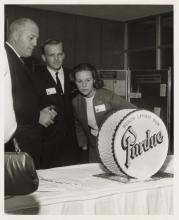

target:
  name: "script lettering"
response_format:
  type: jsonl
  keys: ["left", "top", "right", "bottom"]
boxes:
{"left": 121, "top": 126, "right": 163, "bottom": 169}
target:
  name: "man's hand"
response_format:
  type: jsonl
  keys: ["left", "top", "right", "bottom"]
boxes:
{"left": 39, "top": 105, "right": 57, "bottom": 127}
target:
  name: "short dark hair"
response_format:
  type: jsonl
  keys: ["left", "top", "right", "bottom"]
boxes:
{"left": 41, "top": 39, "right": 64, "bottom": 54}
{"left": 71, "top": 63, "right": 103, "bottom": 89}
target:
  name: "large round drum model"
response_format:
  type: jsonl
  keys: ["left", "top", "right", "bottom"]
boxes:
{"left": 98, "top": 109, "right": 169, "bottom": 180}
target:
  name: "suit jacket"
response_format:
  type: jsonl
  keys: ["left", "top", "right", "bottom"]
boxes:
{"left": 5, "top": 43, "right": 43, "bottom": 169}
{"left": 72, "top": 88, "right": 137, "bottom": 148}
{"left": 34, "top": 66, "right": 79, "bottom": 168}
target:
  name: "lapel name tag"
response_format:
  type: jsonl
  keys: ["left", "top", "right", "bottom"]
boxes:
{"left": 46, "top": 88, "right": 57, "bottom": 95}
{"left": 95, "top": 104, "right": 106, "bottom": 113}
{"left": 90, "top": 129, "right": 99, "bottom": 136}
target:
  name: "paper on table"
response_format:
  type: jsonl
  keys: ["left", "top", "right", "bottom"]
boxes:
{"left": 37, "top": 163, "right": 105, "bottom": 192}
{"left": 37, "top": 161, "right": 173, "bottom": 194}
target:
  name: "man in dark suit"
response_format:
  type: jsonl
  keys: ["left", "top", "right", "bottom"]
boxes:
{"left": 5, "top": 18, "right": 57, "bottom": 169}
{"left": 34, "top": 39, "right": 80, "bottom": 169}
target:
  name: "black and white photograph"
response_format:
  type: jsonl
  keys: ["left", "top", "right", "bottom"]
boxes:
{"left": 1, "top": 0, "right": 177, "bottom": 217}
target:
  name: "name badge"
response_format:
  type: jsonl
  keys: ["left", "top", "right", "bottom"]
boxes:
{"left": 95, "top": 104, "right": 106, "bottom": 113}
{"left": 90, "top": 129, "right": 99, "bottom": 136}
{"left": 46, "top": 88, "right": 57, "bottom": 95}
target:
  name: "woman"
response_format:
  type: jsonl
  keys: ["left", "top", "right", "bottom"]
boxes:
{"left": 71, "top": 63, "right": 137, "bottom": 163}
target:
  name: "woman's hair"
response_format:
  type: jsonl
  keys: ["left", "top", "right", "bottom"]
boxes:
{"left": 71, "top": 63, "right": 103, "bottom": 89}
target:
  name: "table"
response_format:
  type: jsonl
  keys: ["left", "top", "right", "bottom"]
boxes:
{"left": 5, "top": 156, "right": 173, "bottom": 215}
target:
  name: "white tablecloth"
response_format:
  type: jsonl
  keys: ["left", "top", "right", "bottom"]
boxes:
{"left": 5, "top": 156, "right": 173, "bottom": 215}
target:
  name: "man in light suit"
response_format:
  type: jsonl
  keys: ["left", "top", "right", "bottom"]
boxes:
{"left": 5, "top": 18, "right": 57, "bottom": 169}
{"left": 4, "top": 48, "right": 17, "bottom": 144}
{"left": 34, "top": 39, "right": 79, "bottom": 169}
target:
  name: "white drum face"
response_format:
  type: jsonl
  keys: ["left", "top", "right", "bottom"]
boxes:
{"left": 98, "top": 109, "right": 168, "bottom": 180}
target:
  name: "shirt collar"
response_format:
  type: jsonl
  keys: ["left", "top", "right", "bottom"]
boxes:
{"left": 6, "top": 42, "right": 21, "bottom": 58}
{"left": 47, "top": 66, "right": 63, "bottom": 76}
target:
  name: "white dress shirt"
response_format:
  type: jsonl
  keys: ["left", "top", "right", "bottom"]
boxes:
{"left": 6, "top": 42, "right": 21, "bottom": 58}
{"left": 47, "top": 66, "right": 64, "bottom": 92}
{"left": 4, "top": 48, "right": 17, "bottom": 143}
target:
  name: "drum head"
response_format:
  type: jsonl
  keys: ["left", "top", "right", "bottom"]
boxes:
{"left": 98, "top": 109, "right": 168, "bottom": 180}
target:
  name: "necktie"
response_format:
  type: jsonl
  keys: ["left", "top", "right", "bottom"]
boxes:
{"left": 55, "top": 72, "right": 63, "bottom": 95}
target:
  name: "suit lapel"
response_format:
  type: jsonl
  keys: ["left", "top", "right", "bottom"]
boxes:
{"left": 63, "top": 69, "right": 66, "bottom": 94}
{"left": 5, "top": 43, "right": 36, "bottom": 87}
{"left": 44, "top": 68, "right": 57, "bottom": 87}
{"left": 63, "top": 68, "right": 70, "bottom": 95}
{"left": 92, "top": 90, "right": 102, "bottom": 128}
{"left": 79, "top": 95, "right": 89, "bottom": 132}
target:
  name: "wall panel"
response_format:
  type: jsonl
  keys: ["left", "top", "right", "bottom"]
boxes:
{"left": 75, "top": 16, "right": 101, "bottom": 68}
{"left": 5, "top": 5, "right": 125, "bottom": 69}
{"left": 62, "top": 14, "right": 76, "bottom": 68}
{"left": 101, "top": 20, "right": 125, "bottom": 69}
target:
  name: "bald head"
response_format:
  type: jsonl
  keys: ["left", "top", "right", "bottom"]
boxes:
{"left": 7, "top": 18, "right": 39, "bottom": 57}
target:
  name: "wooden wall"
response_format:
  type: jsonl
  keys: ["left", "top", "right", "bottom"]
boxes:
{"left": 5, "top": 5, "right": 125, "bottom": 69}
